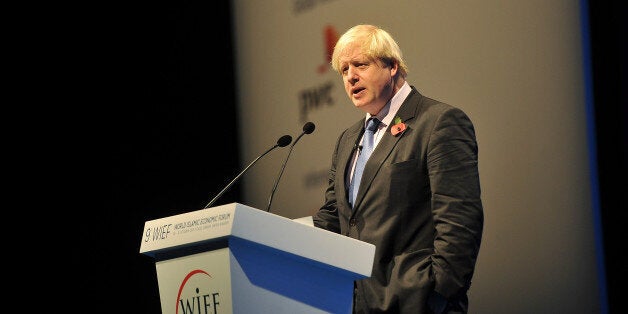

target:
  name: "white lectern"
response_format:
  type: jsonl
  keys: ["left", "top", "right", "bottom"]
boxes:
{"left": 139, "top": 203, "right": 375, "bottom": 314}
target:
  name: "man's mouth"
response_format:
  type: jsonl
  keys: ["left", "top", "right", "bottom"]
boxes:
{"left": 352, "top": 87, "right": 365, "bottom": 95}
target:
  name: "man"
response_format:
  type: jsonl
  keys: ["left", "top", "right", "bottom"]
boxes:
{"left": 312, "top": 24, "right": 484, "bottom": 313}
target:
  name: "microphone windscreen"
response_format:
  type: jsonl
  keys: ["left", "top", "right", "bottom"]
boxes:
{"left": 303, "top": 122, "right": 316, "bottom": 134}
{"left": 277, "top": 135, "right": 292, "bottom": 147}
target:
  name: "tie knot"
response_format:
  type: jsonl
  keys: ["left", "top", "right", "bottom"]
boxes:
{"left": 366, "top": 118, "right": 380, "bottom": 132}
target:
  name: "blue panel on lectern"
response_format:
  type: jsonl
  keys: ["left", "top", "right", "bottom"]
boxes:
{"left": 230, "top": 236, "right": 359, "bottom": 312}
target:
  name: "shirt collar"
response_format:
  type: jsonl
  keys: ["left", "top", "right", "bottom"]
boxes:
{"left": 365, "top": 81, "right": 411, "bottom": 128}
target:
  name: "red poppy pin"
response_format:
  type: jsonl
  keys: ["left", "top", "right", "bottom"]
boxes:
{"left": 391, "top": 116, "right": 406, "bottom": 136}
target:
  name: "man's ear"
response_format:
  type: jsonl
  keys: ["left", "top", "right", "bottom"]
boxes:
{"left": 389, "top": 60, "right": 399, "bottom": 77}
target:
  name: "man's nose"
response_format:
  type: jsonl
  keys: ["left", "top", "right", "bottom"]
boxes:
{"left": 347, "top": 68, "right": 358, "bottom": 83}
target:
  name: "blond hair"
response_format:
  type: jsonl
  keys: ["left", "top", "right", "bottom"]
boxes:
{"left": 331, "top": 24, "right": 408, "bottom": 78}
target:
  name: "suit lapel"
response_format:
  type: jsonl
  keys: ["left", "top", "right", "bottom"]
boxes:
{"left": 338, "top": 121, "right": 365, "bottom": 210}
{"left": 352, "top": 88, "right": 423, "bottom": 211}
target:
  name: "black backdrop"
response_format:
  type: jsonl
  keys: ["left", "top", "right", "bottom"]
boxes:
{"left": 80, "top": 2, "right": 625, "bottom": 313}
{"left": 78, "top": 2, "right": 240, "bottom": 313}
{"left": 588, "top": 2, "right": 627, "bottom": 313}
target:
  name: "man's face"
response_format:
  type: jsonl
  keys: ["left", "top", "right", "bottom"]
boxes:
{"left": 338, "top": 44, "right": 397, "bottom": 115}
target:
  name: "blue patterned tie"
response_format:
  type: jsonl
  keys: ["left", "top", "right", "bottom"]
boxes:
{"left": 350, "top": 118, "right": 380, "bottom": 207}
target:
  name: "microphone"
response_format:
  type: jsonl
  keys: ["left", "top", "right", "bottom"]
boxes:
{"left": 353, "top": 126, "right": 366, "bottom": 153}
{"left": 265, "top": 122, "right": 316, "bottom": 212}
{"left": 203, "top": 134, "right": 292, "bottom": 209}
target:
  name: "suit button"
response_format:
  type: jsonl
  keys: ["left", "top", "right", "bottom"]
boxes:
{"left": 349, "top": 218, "right": 356, "bottom": 226}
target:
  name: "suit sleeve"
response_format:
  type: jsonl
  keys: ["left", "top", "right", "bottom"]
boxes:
{"left": 312, "top": 130, "right": 344, "bottom": 233}
{"left": 427, "top": 106, "right": 484, "bottom": 299}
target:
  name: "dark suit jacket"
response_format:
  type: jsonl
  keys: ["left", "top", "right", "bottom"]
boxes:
{"left": 313, "top": 87, "right": 483, "bottom": 313}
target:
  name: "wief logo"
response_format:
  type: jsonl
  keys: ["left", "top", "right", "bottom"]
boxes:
{"left": 175, "top": 269, "right": 221, "bottom": 314}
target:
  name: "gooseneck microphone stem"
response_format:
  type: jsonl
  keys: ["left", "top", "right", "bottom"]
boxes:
{"left": 203, "top": 135, "right": 292, "bottom": 209}
{"left": 265, "top": 142, "right": 297, "bottom": 212}
{"left": 266, "top": 122, "right": 315, "bottom": 212}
